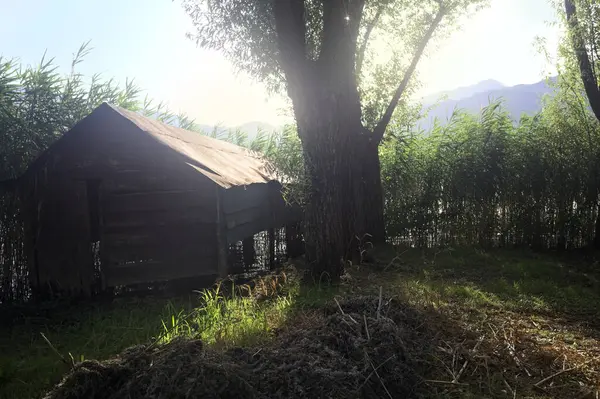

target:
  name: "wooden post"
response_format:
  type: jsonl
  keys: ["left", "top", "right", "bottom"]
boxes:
{"left": 216, "top": 187, "right": 229, "bottom": 278}
{"left": 266, "top": 181, "right": 277, "bottom": 270}
{"left": 19, "top": 179, "right": 39, "bottom": 297}
{"left": 285, "top": 222, "right": 304, "bottom": 259}
{"left": 242, "top": 236, "right": 256, "bottom": 270}
{"left": 98, "top": 195, "right": 108, "bottom": 294}
{"left": 75, "top": 180, "right": 94, "bottom": 297}
{"left": 268, "top": 228, "right": 275, "bottom": 270}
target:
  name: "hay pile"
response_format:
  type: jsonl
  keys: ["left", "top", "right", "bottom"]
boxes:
{"left": 44, "top": 296, "right": 429, "bottom": 399}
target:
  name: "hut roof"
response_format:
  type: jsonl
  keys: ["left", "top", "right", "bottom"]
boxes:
{"left": 23, "top": 103, "right": 277, "bottom": 189}
{"left": 106, "top": 103, "right": 276, "bottom": 188}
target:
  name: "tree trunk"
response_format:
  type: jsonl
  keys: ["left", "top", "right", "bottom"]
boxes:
{"left": 355, "top": 135, "right": 386, "bottom": 245}
{"left": 274, "top": 0, "right": 370, "bottom": 281}
{"left": 298, "top": 119, "right": 386, "bottom": 278}
{"left": 296, "top": 98, "right": 363, "bottom": 282}
{"left": 300, "top": 134, "right": 356, "bottom": 281}
{"left": 593, "top": 202, "right": 600, "bottom": 249}
{"left": 285, "top": 222, "right": 303, "bottom": 259}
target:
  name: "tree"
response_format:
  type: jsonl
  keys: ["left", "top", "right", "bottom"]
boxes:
{"left": 563, "top": 0, "right": 600, "bottom": 248}
{"left": 183, "top": 0, "right": 487, "bottom": 279}
{"left": 564, "top": 0, "right": 600, "bottom": 121}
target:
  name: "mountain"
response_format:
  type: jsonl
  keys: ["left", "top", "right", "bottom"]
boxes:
{"left": 191, "top": 79, "right": 556, "bottom": 137}
{"left": 418, "top": 78, "right": 557, "bottom": 130}
{"left": 423, "top": 79, "right": 506, "bottom": 103}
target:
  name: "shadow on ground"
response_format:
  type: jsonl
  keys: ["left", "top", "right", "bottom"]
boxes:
{"left": 0, "top": 295, "right": 200, "bottom": 398}
{"left": 2, "top": 248, "right": 600, "bottom": 398}
{"left": 381, "top": 247, "right": 600, "bottom": 329}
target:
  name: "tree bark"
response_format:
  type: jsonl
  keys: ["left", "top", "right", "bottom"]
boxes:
{"left": 565, "top": 0, "right": 600, "bottom": 122}
{"left": 274, "top": 1, "right": 366, "bottom": 280}
{"left": 352, "top": 133, "right": 386, "bottom": 245}
{"left": 296, "top": 95, "right": 363, "bottom": 281}
{"left": 593, "top": 201, "right": 600, "bottom": 249}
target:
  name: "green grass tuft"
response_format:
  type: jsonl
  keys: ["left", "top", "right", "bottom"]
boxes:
{"left": 158, "top": 281, "right": 295, "bottom": 348}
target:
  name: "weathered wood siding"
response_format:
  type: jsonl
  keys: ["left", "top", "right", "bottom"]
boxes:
{"left": 24, "top": 112, "right": 220, "bottom": 294}
{"left": 223, "top": 182, "right": 302, "bottom": 243}
{"left": 20, "top": 108, "right": 301, "bottom": 297}
{"left": 25, "top": 172, "right": 93, "bottom": 297}
{"left": 100, "top": 186, "right": 218, "bottom": 287}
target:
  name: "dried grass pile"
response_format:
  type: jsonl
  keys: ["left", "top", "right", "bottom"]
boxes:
{"left": 44, "top": 296, "right": 431, "bottom": 399}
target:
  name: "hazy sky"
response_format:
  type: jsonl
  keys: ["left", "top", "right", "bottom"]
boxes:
{"left": 1, "top": 0, "right": 560, "bottom": 126}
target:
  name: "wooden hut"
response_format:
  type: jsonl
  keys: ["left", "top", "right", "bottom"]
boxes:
{"left": 16, "top": 103, "right": 301, "bottom": 297}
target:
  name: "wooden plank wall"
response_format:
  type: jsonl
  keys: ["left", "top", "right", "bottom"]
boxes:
{"left": 32, "top": 174, "right": 94, "bottom": 296}
{"left": 24, "top": 118, "right": 223, "bottom": 292}
{"left": 57, "top": 121, "right": 223, "bottom": 288}
{"left": 100, "top": 169, "right": 220, "bottom": 287}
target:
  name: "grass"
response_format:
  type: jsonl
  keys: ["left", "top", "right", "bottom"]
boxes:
{"left": 357, "top": 247, "right": 600, "bottom": 397}
{"left": 157, "top": 279, "right": 297, "bottom": 347}
{"left": 0, "top": 297, "right": 188, "bottom": 399}
{"left": 1, "top": 248, "right": 600, "bottom": 398}
{"left": 0, "top": 270, "right": 333, "bottom": 399}
{"left": 389, "top": 248, "right": 600, "bottom": 317}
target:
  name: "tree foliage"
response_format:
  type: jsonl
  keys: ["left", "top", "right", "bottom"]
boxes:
{"left": 183, "top": 0, "right": 487, "bottom": 130}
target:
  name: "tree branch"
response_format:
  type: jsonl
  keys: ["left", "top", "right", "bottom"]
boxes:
{"left": 273, "top": 0, "right": 308, "bottom": 86}
{"left": 372, "top": 5, "right": 445, "bottom": 142}
{"left": 319, "top": 0, "right": 365, "bottom": 69}
{"left": 356, "top": 3, "right": 386, "bottom": 77}
{"left": 565, "top": 0, "right": 600, "bottom": 122}
{"left": 348, "top": 0, "right": 367, "bottom": 47}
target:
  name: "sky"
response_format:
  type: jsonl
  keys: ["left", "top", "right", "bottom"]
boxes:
{"left": 0, "top": 0, "right": 561, "bottom": 127}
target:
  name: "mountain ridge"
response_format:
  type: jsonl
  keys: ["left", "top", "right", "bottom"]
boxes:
{"left": 418, "top": 77, "right": 557, "bottom": 130}
{"left": 190, "top": 78, "right": 558, "bottom": 135}
{"left": 423, "top": 79, "right": 507, "bottom": 103}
